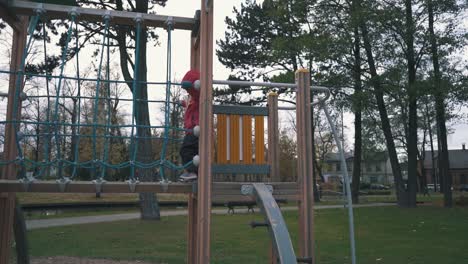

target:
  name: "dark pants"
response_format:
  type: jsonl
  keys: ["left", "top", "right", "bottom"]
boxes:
{"left": 180, "top": 133, "right": 199, "bottom": 173}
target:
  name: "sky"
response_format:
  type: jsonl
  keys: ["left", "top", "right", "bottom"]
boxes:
{"left": 0, "top": 0, "right": 467, "bottom": 151}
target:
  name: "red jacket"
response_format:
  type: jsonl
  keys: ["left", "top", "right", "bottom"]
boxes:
{"left": 182, "top": 70, "right": 200, "bottom": 132}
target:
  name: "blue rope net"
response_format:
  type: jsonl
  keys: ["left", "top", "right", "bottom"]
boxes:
{"left": 0, "top": 13, "right": 194, "bottom": 183}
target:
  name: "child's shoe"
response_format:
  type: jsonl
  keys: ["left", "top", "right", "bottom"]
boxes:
{"left": 179, "top": 172, "right": 198, "bottom": 182}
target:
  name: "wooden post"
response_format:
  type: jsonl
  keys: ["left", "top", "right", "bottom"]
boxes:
{"left": 296, "top": 69, "right": 315, "bottom": 262}
{"left": 267, "top": 92, "right": 280, "bottom": 182}
{"left": 267, "top": 92, "right": 280, "bottom": 264}
{"left": 187, "top": 11, "right": 201, "bottom": 264}
{"left": 0, "top": 17, "right": 28, "bottom": 264}
{"left": 197, "top": 0, "right": 214, "bottom": 263}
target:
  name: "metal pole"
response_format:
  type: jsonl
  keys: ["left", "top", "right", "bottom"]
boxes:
{"left": 213, "top": 79, "right": 331, "bottom": 93}
{"left": 322, "top": 103, "right": 357, "bottom": 264}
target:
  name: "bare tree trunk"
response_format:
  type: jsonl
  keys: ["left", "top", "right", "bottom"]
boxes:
{"left": 113, "top": 0, "right": 160, "bottom": 219}
{"left": 359, "top": 14, "right": 408, "bottom": 207}
{"left": 134, "top": 0, "right": 160, "bottom": 219}
{"left": 351, "top": 14, "right": 362, "bottom": 204}
{"left": 427, "top": 0, "right": 451, "bottom": 207}
{"left": 404, "top": 0, "right": 418, "bottom": 208}
{"left": 425, "top": 102, "right": 437, "bottom": 192}
{"left": 14, "top": 199, "right": 29, "bottom": 264}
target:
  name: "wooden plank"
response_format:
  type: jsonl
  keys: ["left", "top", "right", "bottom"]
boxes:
{"left": 296, "top": 69, "right": 315, "bottom": 262}
{"left": 196, "top": 0, "right": 214, "bottom": 262}
{"left": 0, "top": 180, "right": 194, "bottom": 193}
{"left": 254, "top": 116, "right": 265, "bottom": 164}
{"left": 10, "top": 0, "right": 195, "bottom": 30}
{"left": 242, "top": 115, "right": 253, "bottom": 164}
{"left": 268, "top": 93, "right": 280, "bottom": 182}
{"left": 212, "top": 194, "right": 298, "bottom": 202}
{"left": 0, "top": 180, "right": 299, "bottom": 196}
{"left": 213, "top": 105, "right": 268, "bottom": 116}
{"left": 230, "top": 115, "right": 240, "bottom": 164}
{"left": 0, "top": 17, "right": 27, "bottom": 264}
{"left": 212, "top": 164, "right": 269, "bottom": 174}
{"left": 216, "top": 114, "right": 227, "bottom": 164}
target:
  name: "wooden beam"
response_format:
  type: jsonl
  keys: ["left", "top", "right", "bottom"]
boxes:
{"left": 0, "top": 180, "right": 298, "bottom": 194}
{"left": 0, "top": 1, "right": 22, "bottom": 31}
{"left": 267, "top": 92, "right": 280, "bottom": 264}
{"left": 0, "top": 17, "right": 27, "bottom": 264}
{"left": 196, "top": 0, "right": 214, "bottom": 262}
{"left": 0, "top": 180, "right": 194, "bottom": 193}
{"left": 9, "top": 0, "right": 196, "bottom": 30}
{"left": 296, "top": 69, "right": 315, "bottom": 262}
{"left": 268, "top": 93, "right": 280, "bottom": 182}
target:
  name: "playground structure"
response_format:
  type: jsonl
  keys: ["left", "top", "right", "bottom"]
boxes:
{"left": 0, "top": 1, "right": 356, "bottom": 264}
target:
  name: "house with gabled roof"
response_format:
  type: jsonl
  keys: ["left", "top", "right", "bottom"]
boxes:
{"left": 321, "top": 151, "right": 394, "bottom": 185}
{"left": 422, "top": 144, "right": 468, "bottom": 188}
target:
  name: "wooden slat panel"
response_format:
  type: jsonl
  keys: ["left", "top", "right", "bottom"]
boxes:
{"left": 254, "top": 116, "right": 265, "bottom": 164}
{"left": 230, "top": 115, "right": 240, "bottom": 164}
{"left": 216, "top": 114, "right": 227, "bottom": 164}
{"left": 242, "top": 115, "right": 252, "bottom": 164}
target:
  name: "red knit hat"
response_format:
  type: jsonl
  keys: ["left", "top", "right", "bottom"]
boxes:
{"left": 182, "top": 70, "right": 200, "bottom": 85}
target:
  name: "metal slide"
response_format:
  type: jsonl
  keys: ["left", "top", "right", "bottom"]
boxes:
{"left": 243, "top": 183, "right": 297, "bottom": 263}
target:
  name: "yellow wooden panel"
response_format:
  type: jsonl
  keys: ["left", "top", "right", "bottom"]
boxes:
{"left": 242, "top": 115, "right": 252, "bottom": 164}
{"left": 230, "top": 115, "right": 240, "bottom": 164}
{"left": 216, "top": 114, "right": 227, "bottom": 164}
{"left": 254, "top": 116, "right": 265, "bottom": 164}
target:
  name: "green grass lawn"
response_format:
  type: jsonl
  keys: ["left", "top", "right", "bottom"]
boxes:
{"left": 26, "top": 206, "right": 468, "bottom": 264}
{"left": 21, "top": 192, "right": 452, "bottom": 220}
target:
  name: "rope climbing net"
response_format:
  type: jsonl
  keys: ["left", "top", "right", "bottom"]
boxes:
{"left": 0, "top": 10, "right": 195, "bottom": 185}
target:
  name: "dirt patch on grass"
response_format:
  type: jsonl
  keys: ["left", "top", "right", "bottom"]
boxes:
{"left": 32, "top": 256, "right": 156, "bottom": 264}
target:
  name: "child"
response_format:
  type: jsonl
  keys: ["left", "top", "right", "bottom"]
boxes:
{"left": 179, "top": 70, "right": 200, "bottom": 181}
